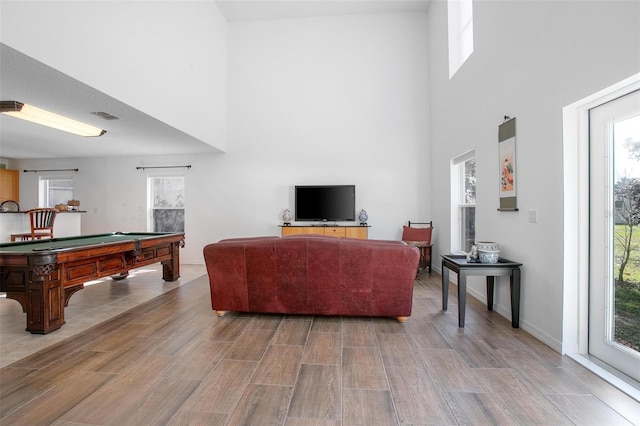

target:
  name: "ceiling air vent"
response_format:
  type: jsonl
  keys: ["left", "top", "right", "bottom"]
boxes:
{"left": 91, "top": 111, "right": 119, "bottom": 120}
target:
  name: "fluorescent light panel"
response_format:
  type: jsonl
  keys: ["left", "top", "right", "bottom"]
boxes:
{"left": 0, "top": 101, "right": 106, "bottom": 137}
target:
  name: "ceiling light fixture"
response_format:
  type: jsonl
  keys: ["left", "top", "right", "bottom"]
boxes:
{"left": 0, "top": 100, "right": 106, "bottom": 137}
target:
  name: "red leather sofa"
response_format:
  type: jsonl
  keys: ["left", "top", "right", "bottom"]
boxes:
{"left": 203, "top": 235, "right": 420, "bottom": 322}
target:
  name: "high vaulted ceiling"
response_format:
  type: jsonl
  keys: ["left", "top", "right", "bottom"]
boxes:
{"left": 0, "top": 1, "right": 431, "bottom": 160}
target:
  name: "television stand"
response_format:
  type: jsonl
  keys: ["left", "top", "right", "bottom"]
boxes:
{"left": 280, "top": 225, "right": 369, "bottom": 239}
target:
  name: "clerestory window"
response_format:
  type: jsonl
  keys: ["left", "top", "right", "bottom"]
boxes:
{"left": 448, "top": 0, "right": 474, "bottom": 78}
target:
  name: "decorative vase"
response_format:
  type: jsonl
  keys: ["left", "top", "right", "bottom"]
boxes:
{"left": 475, "top": 241, "right": 499, "bottom": 251}
{"left": 358, "top": 209, "right": 368, "bottom": 226}
{"left": 478, "top": 249, "right": 500, "bottom": 264}
{"left": 474, "top": 241, "right": 500, "bottom": 263}
{"left": 282, "top": 208, "right": 292, "bottom": 225}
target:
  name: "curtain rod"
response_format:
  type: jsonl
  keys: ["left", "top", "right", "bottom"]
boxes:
{"left": 136, "top": 165, "right": 192, "bottom": 170}
{"left": 23, "top": 168, "right": 79, "bottom": 173}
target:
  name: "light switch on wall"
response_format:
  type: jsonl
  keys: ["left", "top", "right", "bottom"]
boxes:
{"left": 529, "top": 209, "right": 538, "bottom": 223}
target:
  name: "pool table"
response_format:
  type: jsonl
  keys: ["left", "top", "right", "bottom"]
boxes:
{"left": 0, "top": 232, "right": 185, "bottom": 334}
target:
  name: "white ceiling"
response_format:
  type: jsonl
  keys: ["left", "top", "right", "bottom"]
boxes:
{"left": 0, "top": 0, "right": 431, "bottom": 160}
{"left": 216, "top": 0, "right": 431, "bottom": 22}
{"left": 0, "top": 44, "right": 218, "bottom": 160}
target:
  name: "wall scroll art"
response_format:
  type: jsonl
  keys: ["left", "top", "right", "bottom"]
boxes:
{"left": 498, "top": 116, "right": 518, "bottom": 211}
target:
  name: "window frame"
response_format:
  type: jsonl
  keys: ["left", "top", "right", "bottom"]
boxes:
{"left": 448, "top": 0, "right": 474, "bottom": 79}
{"left": 451, "top": 151, "right": 476, "bottom": 253}
{"left": 38, "top": 175, "right": 74, "bottom": 208}
{"left": 146, "top": 173, "right": 186, "bottom": 233}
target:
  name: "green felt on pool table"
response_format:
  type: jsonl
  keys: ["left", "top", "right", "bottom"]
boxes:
{"left": 0, "top": 232, "right": 175, "bottom": 252}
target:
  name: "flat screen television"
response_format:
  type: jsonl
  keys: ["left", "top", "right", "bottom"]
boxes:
{"left": 295, "top": 185, "right": 356, "bottom": 222}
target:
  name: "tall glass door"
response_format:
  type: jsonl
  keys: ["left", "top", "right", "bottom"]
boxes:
{"left": 589, "top": 90, "right": 640, "bottom": 382}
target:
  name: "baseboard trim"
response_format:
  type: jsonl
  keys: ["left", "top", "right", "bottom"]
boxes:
{"left": 566, "top": 353, "right": 640, "bottom": 403}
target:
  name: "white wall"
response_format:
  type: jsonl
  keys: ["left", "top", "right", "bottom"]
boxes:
{"left": 227, "top": 13, "right": 431, "bottom": 237}
{"left": 0, "top": 1, "right": 228, "bottom": 151}
{"left": 15, "top": 12, "right": 431, "bottom": 265}
{"left": 427, "top": 0, "right": 640, "bottom": 350}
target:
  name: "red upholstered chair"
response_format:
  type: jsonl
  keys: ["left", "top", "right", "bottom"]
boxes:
{"left": 11, "top": 208, "right": 58, "bottom": 241}
{"left": 402, "top": 221, "right": 433, "bottom": 275}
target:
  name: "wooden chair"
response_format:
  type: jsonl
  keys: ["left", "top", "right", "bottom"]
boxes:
{"left": 402, "top": 221, "right": 433, "bottom": 275}
{"left": 11, "top": 208, "right": 58, "bottom": 242}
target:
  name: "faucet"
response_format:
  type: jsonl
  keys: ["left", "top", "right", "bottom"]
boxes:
{"left": 0, "top": 200, "right": 20, "bottom": 212}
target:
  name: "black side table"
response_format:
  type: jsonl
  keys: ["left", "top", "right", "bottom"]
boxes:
{"left": 441, "top": 254, "right": 522, "bottom": 328}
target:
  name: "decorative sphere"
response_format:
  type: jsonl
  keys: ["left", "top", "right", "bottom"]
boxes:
{"left": 359, "top": 209, "right": 368, "bottom": 223}
{"left": 282, "top": 209, "right": 293, "bottom": 222}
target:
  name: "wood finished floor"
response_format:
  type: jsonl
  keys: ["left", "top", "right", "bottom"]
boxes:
{"left": 1, "top": 271, "right": 639, "bottom": 425}
{"left": 0, "top": 264, "right": 206, "bottom": 368}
